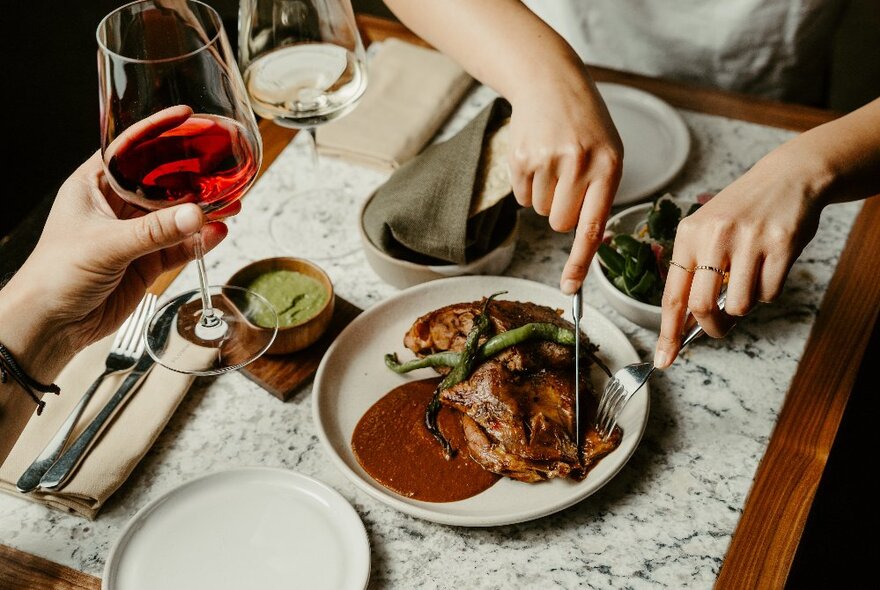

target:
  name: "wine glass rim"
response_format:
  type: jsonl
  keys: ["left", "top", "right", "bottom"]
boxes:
{"left": 96, "top": 0, "right": 224, "bottom": 65}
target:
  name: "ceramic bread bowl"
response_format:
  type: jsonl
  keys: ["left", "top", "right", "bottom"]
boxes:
{"left": 358, "top": 194, "right": 520, "bottom": 290}
{"left": 227, "top": 257, "right": 335, "bottom": 354}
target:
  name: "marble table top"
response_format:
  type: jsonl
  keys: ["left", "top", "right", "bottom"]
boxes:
{"left": 0, "top": 84, "right": 861, "bottom": 589}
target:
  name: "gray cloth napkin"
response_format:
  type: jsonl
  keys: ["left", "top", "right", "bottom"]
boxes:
{"left": 362, "top": 98, "right": 517, "bottom": 265}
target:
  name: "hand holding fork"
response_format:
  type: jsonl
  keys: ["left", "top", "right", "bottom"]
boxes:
{"left": 595, "top": 291, "right": 728, "bottom": 438}
{"left": 16, "top": 294, "right": 157, "bottom": 493}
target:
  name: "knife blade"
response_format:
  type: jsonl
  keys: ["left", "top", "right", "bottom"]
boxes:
{"left": 37, "top": 350, "right": 156, "bottom": 490}
{"left": 572, "top": 287, "right": 583, "bottom": 453}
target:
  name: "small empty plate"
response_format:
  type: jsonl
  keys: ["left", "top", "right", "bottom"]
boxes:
{"left": 103, "top": 468, "right": 370, "bottom": 590}
{"left": 596, "top": 82, "right": 691, "bottom": 205}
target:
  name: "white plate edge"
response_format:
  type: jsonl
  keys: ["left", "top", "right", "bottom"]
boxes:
{"left": 102, "top": 466, "right": 371, "bottom": 590}
{"left": 597, "top": 81, "right": 691, "bottom": 205}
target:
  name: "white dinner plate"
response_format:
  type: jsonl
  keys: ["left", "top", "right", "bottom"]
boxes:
{"left": 596, "top": 82, "right": 691, "bottom": 205}
{"left": 312, "top": 276, "right": 649, "bottom": 527}
{"left": 103, "top": 468, "right": 370, "bottom": 590}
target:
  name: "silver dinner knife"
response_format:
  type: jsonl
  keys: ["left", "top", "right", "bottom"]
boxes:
{"left": 37, "top": 295, "right": 183, "bottom": 491}
{"left": 37, "top": 350, "right": 156, "bottom": 490}
{"left": 572, "top": 287, "right": 583, "bottom": 452}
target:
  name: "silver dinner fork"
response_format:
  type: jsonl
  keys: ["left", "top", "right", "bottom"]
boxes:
{"left": 595, "top": 291, "right": 728, "bottom": 438}
{"left": 16, "top": 293, "right": 157, "bottom": 492}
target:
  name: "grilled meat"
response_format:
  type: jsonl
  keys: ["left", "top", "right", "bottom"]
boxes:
{"left": 404, "top": 298, "right": 618, "bottom": 482}
{"left": 404, "top": 299, "right": 596, "bottom": 373}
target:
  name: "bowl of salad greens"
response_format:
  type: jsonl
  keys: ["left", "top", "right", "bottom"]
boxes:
{"left": 590, "top": 193, "right": 704, "bottom": 330}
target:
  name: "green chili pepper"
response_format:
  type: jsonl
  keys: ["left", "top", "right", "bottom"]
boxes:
{"left": 388, "top": 320, "right": 612, "bottom": 378}
{"left": 424, "top": 291, "right": 504, "bottom": 459}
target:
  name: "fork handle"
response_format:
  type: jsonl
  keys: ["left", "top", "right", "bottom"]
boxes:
{"left": 38, "top": 366, "right": 151, "bottom": 491}
{"left": 680, "top": 290, "right": 729, "bottom": 350}
{"left": 15, "top": 368, "right": 114, "bottom": 493}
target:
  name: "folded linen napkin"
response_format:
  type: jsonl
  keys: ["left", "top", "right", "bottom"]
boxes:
{"left": 362, "top": 97, "right": 518, "bottom": 265}
{"left": 315, "top": 38, "right": 474, "bottom": 171}
{"left": 0, "top": 330, "right": 213, "bottom": 519}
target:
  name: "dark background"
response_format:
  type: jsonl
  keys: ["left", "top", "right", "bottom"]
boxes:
{"left": 1, "top": 1, "right": 877, "bottom": 586}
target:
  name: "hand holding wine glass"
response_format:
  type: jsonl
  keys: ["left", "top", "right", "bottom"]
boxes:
{"left": 97, "top": 0, "right": 277, "bottom": 375}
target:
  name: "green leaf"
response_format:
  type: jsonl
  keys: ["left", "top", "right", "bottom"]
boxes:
{"left": 612, "top": 275, "right": 631, "bottom": 296}
{"left": 634, "top": 243, "right": 651, "bottom": 275}
{"left": 597, "top": 243, "right": 625, "bottom": 277}
{"left": 612, "top": 234, "right": 642, "bottom": 258}
{"left": 630, "top": 270, "right": 656, "bottom": 295}
{"left": 686, "top": 202, "right": 702, "bottom": 217}
{"left": 648, "top": 198, "right": 682, "bottom": 241}
{"left": 624, "top": 255, "right": 640, "bottom": 280}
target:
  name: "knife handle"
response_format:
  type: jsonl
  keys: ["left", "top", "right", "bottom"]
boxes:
{"left": 38, "top": 368, "right": 151, "bottom": 490}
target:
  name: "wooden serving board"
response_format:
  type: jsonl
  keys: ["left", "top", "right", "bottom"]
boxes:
{"left": 239, "top": 296, "right": 363, "bottom": 401}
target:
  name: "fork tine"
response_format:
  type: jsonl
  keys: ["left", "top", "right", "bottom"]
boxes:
{"left": 131, "top": 294, "right": 157, "bottom": 356}
{"left": 601, "top": 390, "right": 627, "bottom": 435}
{"left": 115, "top": 294, "right": 157, "bottom": 355}
{"left": 112, "top": 306, "right": 138, "bottom": 350}
{"left": 598, "top": 383, "right": 624, "bottom": 436}
{"left": 595, "top": 379, "right": 622, "bottom": 436}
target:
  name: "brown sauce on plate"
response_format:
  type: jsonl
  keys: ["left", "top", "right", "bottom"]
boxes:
{"left": 351, "top": 378, "right": 500, "bottom": 502}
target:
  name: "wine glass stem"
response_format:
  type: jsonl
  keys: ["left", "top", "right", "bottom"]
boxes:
{"left": 193, "top": 231, "right": 223, "bottom": 331}
{"left": 305, "top": 126, "right": 318, "bottom": 172}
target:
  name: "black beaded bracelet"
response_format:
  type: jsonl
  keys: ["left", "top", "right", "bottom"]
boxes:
{"left": 0, "top": 342, "right": 60, "bottom": 415}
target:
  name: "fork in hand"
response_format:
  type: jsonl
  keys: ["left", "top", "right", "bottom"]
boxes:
{"left": 595, "top": 292, "right": 728, "bottom": 439}
{"left": 16, "top": 293, "right": 157, "bottom": 493}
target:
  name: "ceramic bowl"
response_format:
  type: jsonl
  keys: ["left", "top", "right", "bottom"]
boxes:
{"left": 358, "top": 194, "right": 520, "bottom": 290}
{"left": 227, "top": 257, "right": 335, "bottom": 355}
{"left": 590, "top": 198, "right": 693, "bottom": 331}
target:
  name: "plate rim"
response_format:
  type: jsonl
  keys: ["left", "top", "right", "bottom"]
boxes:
{"left": 102, "top": 466, "right": 371, "bottom": 590}
{"left": 312, "top": 275, "right": 649, "bottom": 527}
{"left": 596, "top": 81, "right": 691, "bottom": 205}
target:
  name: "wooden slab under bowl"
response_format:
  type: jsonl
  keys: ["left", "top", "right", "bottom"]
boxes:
{"left": 240, "top": 296, "right": 362, "bottom": 401}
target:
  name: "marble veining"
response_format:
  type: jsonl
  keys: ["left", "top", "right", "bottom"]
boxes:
{"left": 0, "top": 80, "right": 863, "bottom": 589}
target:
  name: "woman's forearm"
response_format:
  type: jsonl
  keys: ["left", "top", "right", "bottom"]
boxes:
{"left": 776, "top": 97, "right": 880, "bottom": 207}
{"left": 383, "top": 0, "right": 592, "bottom": 102}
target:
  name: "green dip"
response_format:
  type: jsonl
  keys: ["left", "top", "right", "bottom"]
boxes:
{"left": 246, "top": 270, "right": 328, "bottom": 328}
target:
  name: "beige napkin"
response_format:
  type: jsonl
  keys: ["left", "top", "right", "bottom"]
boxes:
{"left": 316, "top": 38, "right": 474, "bottom": 171}
{"left": 0, "top": 330, "right": 214, "bottom": 519}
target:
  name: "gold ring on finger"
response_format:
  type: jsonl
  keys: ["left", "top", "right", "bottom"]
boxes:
{"left": 669, "top": 260, "right": 694, "bottom": 273}
{"left": 695, "top": 264, "right": 728, "bottom": 277}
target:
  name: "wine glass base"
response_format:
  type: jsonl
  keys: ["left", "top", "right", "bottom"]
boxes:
{"left": 268, "top": 186, "right": 363, "bottom": 260}
{"left": 145, "top": 285, "right": 278, "bottom": 376}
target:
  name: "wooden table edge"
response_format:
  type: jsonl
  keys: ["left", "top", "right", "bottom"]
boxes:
{"left": 4, "top": 14, "right": 869, "bottom": 590}
{"left": 715, "top": 194, "right": 880, "bottom": 588}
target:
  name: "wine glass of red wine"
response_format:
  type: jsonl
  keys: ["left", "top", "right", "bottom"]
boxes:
{"left": 97, "top": 0, "right": 278, "bottom": 375}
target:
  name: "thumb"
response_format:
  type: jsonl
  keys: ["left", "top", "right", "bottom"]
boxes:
{"left": 114, "top": 204, "right": 204, "bottom": 262}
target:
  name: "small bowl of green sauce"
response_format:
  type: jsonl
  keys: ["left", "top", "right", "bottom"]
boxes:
{"left": 227, "top": 257, "right": 335, "bottom": 354}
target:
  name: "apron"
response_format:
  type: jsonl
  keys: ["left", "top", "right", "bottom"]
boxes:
{"left": 522, "top": 0, "right": 847, "bottom": 105}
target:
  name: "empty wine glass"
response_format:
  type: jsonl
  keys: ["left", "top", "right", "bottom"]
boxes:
{"left": 238, "top": 0, "right": 368, "bottom": 259}
{"left": 97, "top": 0, "right": 278, "bottom": 375}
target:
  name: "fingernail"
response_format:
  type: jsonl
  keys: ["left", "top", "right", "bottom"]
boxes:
{"left": 653, "top": 349, "right": 671, "bottom": 369}
{"left": 562, "top": 280, "right": 579, "bottom": 295}
{"left": 175, "top": 206, "right": 202, "bottom": 235}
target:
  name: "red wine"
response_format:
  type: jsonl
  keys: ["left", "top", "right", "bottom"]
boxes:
{"left": 106, "top": 114, "right": 259, "bottom": 213}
